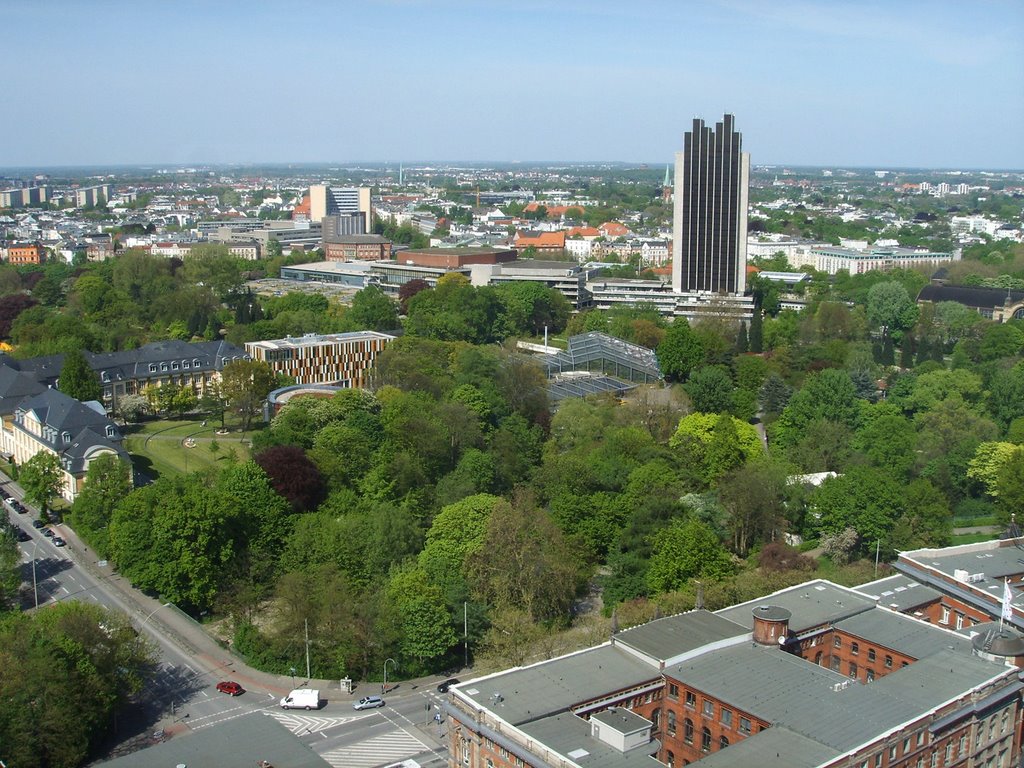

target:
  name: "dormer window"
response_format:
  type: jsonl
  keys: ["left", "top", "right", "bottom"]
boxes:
{"left": 171, "top": 362, "right": 179, "bottom": 370}
{"left": 106, "top": 425, "right": 116, "bottom": 438}
{"left": 182, "top": 361, "right": 190, "bottom": 369}
{"left": 149, "top": 363, "right": 157, "bottom": 373}
{"left": 193, "top": 359, "right": 200, "bottom": 367}
{"left": 101, "top": 371, "right": 110, "bottom": 382}
{"left": 62, "top": 431, "right": 71, "bottom": 444}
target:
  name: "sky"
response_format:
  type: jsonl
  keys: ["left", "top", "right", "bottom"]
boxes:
{"left": 2, "top": 0, "right": 1023, "bottom": 169}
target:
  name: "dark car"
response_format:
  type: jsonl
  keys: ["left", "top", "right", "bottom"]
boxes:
{"left": 52, "top": 537, "right": 66, "bottom": 547}
{"left": 12, "top": 501, "right": 27, "bottom": 514}
{"left": 42, "top": 527, "right": 55, "bottom": 538}
{"left": 437, "top": 678, "right": 460, "bottom": 693}
{"left": 31, "top": 518, "right": 45, "bottom": 529}
{"left": 15, "top": 528, "right": 30, "bottom": 542}
{"left": 216, "top": 681, "right": 245, "bottom": 696}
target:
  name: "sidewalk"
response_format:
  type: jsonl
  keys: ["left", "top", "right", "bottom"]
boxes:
{"left": 3, "top": 469, "right": 456, "bottom": 705}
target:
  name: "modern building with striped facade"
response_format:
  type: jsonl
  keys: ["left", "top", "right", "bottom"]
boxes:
{"left": 245, "top": 331, "right": 395, "bottom": 388}
{"left": 672, "top": 114, "right": 749, "bottom": 295}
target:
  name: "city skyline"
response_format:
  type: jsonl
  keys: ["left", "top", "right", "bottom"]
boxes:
{"left": 2, "top": 0, "right": 1023, "bottom": 169}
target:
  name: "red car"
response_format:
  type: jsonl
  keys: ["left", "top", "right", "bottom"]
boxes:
{"left": 216, "top": 681, "right": 244, "bottom": 696}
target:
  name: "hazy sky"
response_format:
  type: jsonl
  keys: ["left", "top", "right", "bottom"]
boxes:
{"left": 3, "top": 0, "right": 1022, "bottom": 168}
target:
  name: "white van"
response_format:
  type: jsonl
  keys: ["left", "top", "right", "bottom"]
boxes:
{"left": 280, "top": 688, "right": 320, "bottom": 710}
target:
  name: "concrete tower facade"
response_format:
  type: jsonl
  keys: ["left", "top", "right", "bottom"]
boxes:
{"left": 672, "top": 114, "right": 749, "bottom": 295}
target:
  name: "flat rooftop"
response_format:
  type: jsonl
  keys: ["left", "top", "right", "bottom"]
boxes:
{"left": 716, "top": 579, "right": 876, "bottom": 634}
{"left": 454, "top": 643, "right": 660, "bottom": 726}
{"left": 246, "top": 331, "right": 395, "bottom": 351}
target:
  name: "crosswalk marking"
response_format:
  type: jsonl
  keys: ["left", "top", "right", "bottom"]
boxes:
{"left": 320, "top": 729, "right": 429, "bottom": 768}
{"left": 263, "top": 709, "right": 366, "bottom": 735}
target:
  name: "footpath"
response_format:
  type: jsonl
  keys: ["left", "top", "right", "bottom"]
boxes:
{"left": 2, "top": 470, "right": 454, "bottom": 717}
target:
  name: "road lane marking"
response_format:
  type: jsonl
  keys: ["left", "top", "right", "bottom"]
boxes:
{"left": 319, "top": 729, "right": 429, "bottom": 768}
{"left": 263, "top": 710, "right": 368, "bottom": 735}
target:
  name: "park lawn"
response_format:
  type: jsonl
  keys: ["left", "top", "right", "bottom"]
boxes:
{"left": 124, "top": 418, "right": 256, "bottom": 479}
{"left": 951, "top": 531, "right": 998, "bottom": 546}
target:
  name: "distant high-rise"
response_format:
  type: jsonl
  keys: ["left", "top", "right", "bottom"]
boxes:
{"left": 309, "top": 185, "right": 373, "bottom": 232}
{"left": 672, "top": 114, "right": 749, "bottom": 295}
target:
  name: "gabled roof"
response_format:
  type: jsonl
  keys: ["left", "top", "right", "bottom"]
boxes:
{"left": 15, "top": 389, "right": 118, "bottom": 447}
{"left": 0, "top": 363, "right": 47, "bottom": 413}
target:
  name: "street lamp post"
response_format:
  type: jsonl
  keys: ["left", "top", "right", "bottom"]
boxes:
{"left": 140, "top": 602, "right": 172, "bottom": 631}
{"left": 31, "top": 540, "right": 38, "bottom": 609}
{"left": 383, "top": 658, "right": 397, "bottom": 695}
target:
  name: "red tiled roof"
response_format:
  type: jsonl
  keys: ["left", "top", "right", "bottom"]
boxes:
{"left": 514, "top": 231, "right": 566, "bottom": 248}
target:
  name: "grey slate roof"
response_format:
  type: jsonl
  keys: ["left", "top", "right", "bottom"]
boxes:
{"left": 0, "top": 363, "right": 46, "bottom": 414}
{"left": 89, "top": 339, "right": 247, "bottom": 382}
{"left": 16, "top": 389, "right": 120, "bottom": 449}
{"left": 917, "top": 283, "right": 1024, "bottom": 309}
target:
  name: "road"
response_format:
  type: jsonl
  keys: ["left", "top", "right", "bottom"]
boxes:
{"left": 1, "top": 475, "right": 451, "bottom": 767}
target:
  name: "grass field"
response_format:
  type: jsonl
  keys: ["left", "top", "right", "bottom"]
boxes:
{"left": 951, "top": 531, "right": 997, "bottom": 546}
{"left": 124, "top": 418, "right": 257, "bottom": 479}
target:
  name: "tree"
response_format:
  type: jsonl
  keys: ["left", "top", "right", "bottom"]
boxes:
{"left": 967, "top": 442, "right": 1020, "bottom": 497}
{"left": 20, "top": 451, "right": 64, "bottom": 516}
{"left": 866, "top": 281, "right": 918, "bottom": 337}
{"left": 108, "top": 477, "right": 240, "bottom": 612}
{"left": 645, "top": 518, "right": 733, "bottom": 594}
{"left": 398, "top": 278, "right": 430, "bottom": 314}
{"left": 254, "top": 445, "right": 326, "bottom": 512}
{"left": 384, "top": 565, "right": 458, "bottom": 667}
{"left": 748, "top": 308, "right": 764, "bottom": 353}
{"left": 58, "top": 347, "right": 102, "bottom": 403}
{"left": 342, "top": 285, "right": 399, "bottom": 331}
{"left": 996, "top": 449, "right": 1024, "bottom": 524}
{"left": 811, "top": 467, "right": 905, "bottom": 550}
{"left": 0, "top": 292, "right": 37, "bottom": 338}
{"left": 774, "top": 369, "right": 860, "bottom": 447}
{"left": 220, "top": 359, "right": 276, "bottom": 431}
{"left": 758, "top": 373, "right": 792, "bottom": 417}
{"left": 117, "top": 393, "right": 149, "bottom": 422}
{"left": 467, "top": 494, "right": 581, "bottom": 621}
{"left": 68, "top": 454, "right": 132, "bottom": 555}
{"left": 684, "top": 366, "right": 735, "bottom": 414}
{"left": 719, "top": 461, "right": 787, "bottom": 556}
{"left": 0, "top": 602, "right": 156, "bottom": 767}
{"left": 657, "top": 319, "right": 704, "bottom": 381}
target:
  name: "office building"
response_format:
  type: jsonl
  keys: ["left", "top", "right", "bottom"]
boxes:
{"left": 323, "top": 212, "right": 368, "bottom": 238}
{"left": 811, "top": 245, "right": 958, "bottom": 276}
{"left": 445, "top": 577, "right": 1023, "bottom": 768}
{"left": 672, "top": 114, "right": 749, "bottom": 295}
{"left": 309, "top": 185, "right": 373, "bottom": 232}
{"left": 245, "top": 331, "right": 395, "bottom": 388}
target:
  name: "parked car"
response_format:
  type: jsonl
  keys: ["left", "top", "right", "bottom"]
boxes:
{"left": 31, "top": 519, "right": 45, "bottom": 529}
{"left": 52, "top": 537, "right": 66, "bottom": 547}
{"left": 437, "top": 678, "right": 460, "bottom": 693}
{"left": 216, "top": 681, "right": 244, "bottom": 696}
{"left": 12, "top": 500, "right": 27, "bottom": 514}
{"left": 42, "top": 527, "right": 55, "bottom": 538}
{"left": 15, "top": 528, "right": 30, "bottom": 542}
{"left": 353, "top": 696, "right": 385, "bottom": 710}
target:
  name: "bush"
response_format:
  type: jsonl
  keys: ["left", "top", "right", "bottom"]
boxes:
{"left": 758, "top": 542, "right": 817, "bottom": 573}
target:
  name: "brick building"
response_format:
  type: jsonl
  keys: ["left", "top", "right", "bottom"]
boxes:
{"left": 7, "top": 241, "right": 45, "bottom": 265}
{"left": 444, "top": 578, "right": 1023, "bottom": 768}
{"left": 324, "top": 234, "right": 392, "bottom": 262}
{"left": 395, "top": 246, "right": 517, "bottom": 269}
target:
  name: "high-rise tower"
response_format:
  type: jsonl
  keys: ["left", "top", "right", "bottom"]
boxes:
{"left": 671, "top": 114, "right": 749, "bottom": 295}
